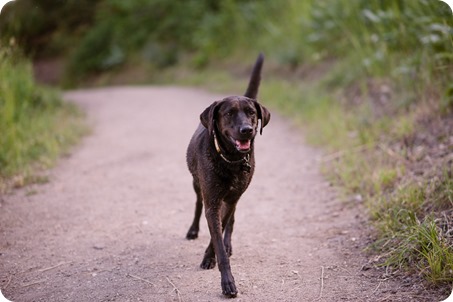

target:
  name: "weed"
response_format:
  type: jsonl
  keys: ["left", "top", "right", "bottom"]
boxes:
{"left": 370, "top": 174, "right": 453, "bottom": 284}
{"left": 0, "top": 47, "right": 87, "bottom": 192}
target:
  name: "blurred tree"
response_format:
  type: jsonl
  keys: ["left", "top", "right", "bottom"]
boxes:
{"left": 0, "top": 0, "right": 100, "bottom": 57}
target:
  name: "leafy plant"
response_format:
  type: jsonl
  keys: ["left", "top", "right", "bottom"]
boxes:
{"left": 0, "top": 47, "right": 87, "bottom": 191}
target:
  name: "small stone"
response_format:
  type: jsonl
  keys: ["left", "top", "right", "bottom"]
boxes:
{"left": 93, "top": 244, "right": 104, "bottom": 250}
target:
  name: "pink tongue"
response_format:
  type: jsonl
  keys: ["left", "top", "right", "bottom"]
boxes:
{"left": 236, "top": 140, "right": 250, "bottom": 150}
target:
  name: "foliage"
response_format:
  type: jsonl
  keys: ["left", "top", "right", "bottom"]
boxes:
{"left": 62, "top": 0, "right": 222, "bottom": 82}
{"left": 302, "top": 0, "right": 453, "bottom": 108}
{"left": 0, "top": 0, "right": 99, "bottom": 57}
{"left": 0, "top": 47, "right": 87, "bottom": 191}
{"left": 370, "top": 175, "right": 453, "bottom": 283}
{"left": 2, "top": 0, "right": 452, "bottom": 90}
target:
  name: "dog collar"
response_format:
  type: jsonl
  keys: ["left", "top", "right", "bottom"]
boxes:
{"left": 213, "top": 131, "right": 252, "bottom": 173}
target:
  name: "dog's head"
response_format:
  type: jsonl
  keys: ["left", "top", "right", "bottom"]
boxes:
{"left": 200, "top": 96, "right": 270, "bottom": 153}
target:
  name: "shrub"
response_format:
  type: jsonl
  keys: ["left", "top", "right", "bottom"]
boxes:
{"left": 0, "top": 47, "right": 86, "bottom": 188}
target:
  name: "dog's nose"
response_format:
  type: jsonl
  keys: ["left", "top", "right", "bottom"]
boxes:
{"left": 240, "top": 125, "right": 253, "bottom": 135}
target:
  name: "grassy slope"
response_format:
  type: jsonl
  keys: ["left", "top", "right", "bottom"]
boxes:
{"left": 0, "top": 48, "right": 88, "bottom": 192}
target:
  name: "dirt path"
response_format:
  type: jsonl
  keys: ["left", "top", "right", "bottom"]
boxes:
{"left": 0, "top": 87, "right": 429, "bottom": 301}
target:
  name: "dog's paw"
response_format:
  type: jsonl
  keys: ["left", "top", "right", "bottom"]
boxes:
{"left": 186, "top": 228, "right": 198, "bottom": 240}
{"left": 200, "top": 257, "right": 216, "bottom": 270}
{"left": 221, "top": 278, "right": 238, "bottom": 298}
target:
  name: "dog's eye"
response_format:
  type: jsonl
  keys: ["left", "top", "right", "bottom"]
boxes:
{"left": 225, "top": 111, "right": 234, "bottom": 117}
{"left": 246, "top": 109, "right": 256, "bottom": 116}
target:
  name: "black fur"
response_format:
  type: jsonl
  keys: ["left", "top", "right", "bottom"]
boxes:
{"left": 244, "top": 53, "right": 264, "bottom": 99}
{"left": 185, "top": 54, "right": 270, "bottom": 298}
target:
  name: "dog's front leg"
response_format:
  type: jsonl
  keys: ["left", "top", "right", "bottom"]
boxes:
{"left": 223, "top": 206, "right": 236, "bottom": 257}
{"left": 205, "top": 203, "right": 238, "bottom": 297}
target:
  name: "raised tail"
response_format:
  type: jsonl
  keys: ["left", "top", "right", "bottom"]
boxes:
{"left": 244, "top": 53, "right": 264, "bottom": 99}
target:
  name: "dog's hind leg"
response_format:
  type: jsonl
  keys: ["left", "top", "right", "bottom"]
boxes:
{"left": 200, "top": 241, "right": 216, "bottom": 269}
{"left": 186, "top": 180, "right": 203, "bottom": 240}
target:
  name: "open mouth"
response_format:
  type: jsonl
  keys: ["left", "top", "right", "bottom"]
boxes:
{"left": 234, "top": 139, "right": 251, "bottom": 152}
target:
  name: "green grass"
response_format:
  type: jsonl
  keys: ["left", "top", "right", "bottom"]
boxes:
{"left": 0, "top": 48, "right": 88, "bottom": 191}
{"left": 371, "top": 175, "right": 453, "bottom": 283}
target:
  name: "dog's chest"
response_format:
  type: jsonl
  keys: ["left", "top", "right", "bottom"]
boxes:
{"left": 223, "top": 171, "right": 251, "bottom": 195}
{"left": 228, "top": 175, "right": 243, "bottom": 190}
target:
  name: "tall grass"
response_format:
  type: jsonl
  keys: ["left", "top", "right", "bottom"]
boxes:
{"left": 370, "top": 175, "right": 453, "bottom": 283}
{"left": 0, "top": 47, "right": 87, "bottom": 191}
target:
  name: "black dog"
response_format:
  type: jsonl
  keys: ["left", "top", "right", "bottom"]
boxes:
{"left": 185, "top": 54, "right": 270, "bottom": 297}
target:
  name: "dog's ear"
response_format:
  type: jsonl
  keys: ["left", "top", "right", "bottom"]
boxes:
{"left": 253, "top": 100, "right": 271, "bottom": 135}
{"left": 200, "top": 101, "right": 221, "bottom": 133}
